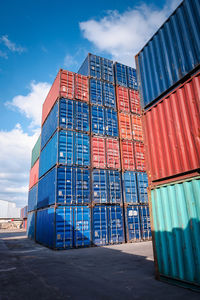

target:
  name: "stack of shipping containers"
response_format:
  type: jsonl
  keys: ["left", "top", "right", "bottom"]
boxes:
{"left": 114, "top": 62, "right": 151, "bottom": 242}
{"left": 136, "top": 0, "right": 200, "bottom": 290}
{"left": 27, "top": 53, "right": 151, "bottom": 249}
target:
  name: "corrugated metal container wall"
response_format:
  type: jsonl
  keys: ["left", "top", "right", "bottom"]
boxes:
{"left": 119, "top": 113, "right": 132, "bottom": 140}
{"left": 105, "top": 108, "right": 118, "bottom": 137}
{"left": 144, "top": 73, "right": 200, "bottom": 185}
{"left": 129, "top": 90, "right": 141, "bottom": 115}
{"left": 136, "top": 0, "right": 200, "bottom": 109}
{"left": 28, "top": 184, "right": 38, "bottom": 212}
{"left": 134, "top": 142, "right": 146, "bottom": 171}
{"left": 114, "top": 62, "right": 128, "bottom": 87}
{"left": 106, "top": 138, "right": 120, "bottom": 169}
{"left": 91, "top": 136, "right": 106, "bottom": 168}
{"left": 38, "top": 166, "right": 90, "bottom": 209}
{"left": 123, "top": 172, "right": 138, "bottom": 204}
{"left": 150, "top": 177, "right": 200, "bottom": 289}
{"left": 90, "top": 79, "right": 103, "bottom": 105}
{"left": 116, "top": 86, "right": 130, "bottom": 112}
{"left": 91, "top": 106, "right": 105, "bottom": 135}
{"left": 121, "top": 140, "right": 135, "bottom": 171}
{"left": 125, "top": 205, "right": 141, "bottom": 242}
{"left": 92, "top": 170, "right": 108, "bottom": 204}
{"left": 31, "top": 135, "right": 41, "bottom": 168}
{"left": 36, "top": 206, "right": 91, "bottom": 249}
{"left": 27, "top": 211, "right": 36, "bottom": 240}
{"left": 29, "top": 159, "right": 39, "bottom": 189}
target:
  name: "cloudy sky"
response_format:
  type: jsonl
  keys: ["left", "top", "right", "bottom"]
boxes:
{"left": 0, "top": 0, "right": 181, "bottom": 207}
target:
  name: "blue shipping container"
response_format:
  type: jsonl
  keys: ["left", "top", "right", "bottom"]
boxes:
{"left": 137, "top": 172, "right": 148, "bottom": 203}
{"left": 114, "top": 62, "right": 128, "bottom": 87}
{"left": 36, "top": 206, "right": 91, "bottom": 249}
{"left": 127, "top": 66, "right": 138, "bottom": 90}
{"left": 103, "top": 82, "right": 116, "bottom": 109}
{"left": 92, "top": 169, "right": 108, "bottom": 204}
{"left": 123, "top": 172, "right": 138, "bottom": 204}
{"left": 28, "top": 184, "right": 38, "bottom": 212}
{"left": 105, "top": 108, "right": 118, "bottom": 137}
{"left": 91, "top": 106, "right": 105, "bottom": 135}
{"left": 107, "top": 170, "right": 122, "bottom": 204}
{"left": 92, "top": 205, "right": 124, "bottom": 246}
{"left": 140, "top": 205, "right": 151, "bottom": 240}
{"left": 38, "top": 166, "right": 90, "bottom": 209}
{"left": 41, "top": 99, "right": 89, "bottom": 150}
{"left": 78, "top": 53, "right": 114, "bottom": 83}
{"left": 90, "top": 78, "right": 103, "bottom": 105}
{"left": 27, "top": 211, "right": 36, "bottom": 240}
{"left": 39, "top": 130, "right": 90, "bottom": 178}
{"left": 126, "top": 205, "right": 141, "bottom": 242}
{"left": 136, "top": 0, "right": 200, "bottom": 108}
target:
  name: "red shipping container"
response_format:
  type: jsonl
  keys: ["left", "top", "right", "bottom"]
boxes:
{"left": 29, "top": 159, "right": 39, "bottom": 189}
{"left": 106, "top": 138, "right": 120, "bottom": 169}
{"left": 129, "top": 90, "right": 141, "bottom": 114}
{"left": 92, "top": 136, "right": 106, "bottom": 168}
{"left": 75, "top": 74, "right": 89, "bottom": 102}
{"left": 119, "top": 113, "right": 132, "bottom": 140}
{"left": 131, "top": 115, "right": 143, "bottom": 141}
{"left": 121, "top": 140, "right": 135, "bottom": 170}
{"left": 144, "top": 72, "right": 200, "bottom": 183}
{"left": 116, "top": 86, "right": 130, "bottom": 112}
{"left": 42, "top": 70, "right": 89, "bottom": 125}
{"left": 134, "top": 141, "right": 146, "bottom": 171}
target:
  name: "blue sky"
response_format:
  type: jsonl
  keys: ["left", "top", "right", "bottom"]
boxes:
{"left": 0, "top": 0, "right": 181, "bottom": 207}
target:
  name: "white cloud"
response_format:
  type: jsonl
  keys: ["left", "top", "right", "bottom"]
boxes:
{"left": 0, "top": 50, "right": 8, "bottom": 59}
{"left": 0, "top": 124, "right": 39, "bottom": 207}
{"left": 7, "top": 81, "right": 51, "bottom": 128}
{"left": 79, "top": 0, "right": 182, "bottom": 66}
{"left": 64, "top": 54, "right": 79, "bottom": 69}
{"left": 0, "top": 35, "right": 26, "bottom": 53}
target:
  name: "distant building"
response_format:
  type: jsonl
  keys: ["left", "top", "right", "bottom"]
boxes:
{"left": 0, "top": 200, "right": 21, "bottom": 219}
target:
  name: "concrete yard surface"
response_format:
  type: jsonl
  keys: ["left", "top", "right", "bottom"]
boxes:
{"left": 0, "top": 230, "right": 199, "bottom": 300}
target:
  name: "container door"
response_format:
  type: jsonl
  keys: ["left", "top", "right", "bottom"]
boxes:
{"left": 74, "top": 168, "right": 90, "bottom": 205}
{"left": 103, "top": 82, "right": 116, "bottom": 108}
{"left": 91, "top": 106, "right": 105, "bottom": 135}
{"left": 59, "top": 98, "right": 74, "bottom": 130}
{"left": 126, "top": 206, "right": 141, "bottom": 242}
{"left": 57, "top": 167, "right": 73, "bottom": 205}
{"left": 136, "top": 172, "right": 148, "bottom": 204}
{"left": 123, "top": 172, "right": 138, "bottom": 204}
{"left": 139, "top": 205, "right": 151, "bottom": 240}
{"left": 56, "top": 206, "right": 73, "bottom": 249}
{"left": 74, "top": 101, "right": 89, "bottom": 132}
{"left": 92, "top": 170, "right": 108, "bottom": 204}
{"left": 107, "top": 170, "right": 122, "bottom": 204}
{"left": 74, "top": 133, "right": 90, "bottom": 167}
{"left": 105, "top": 109, "right": 118, "bottom": 137}
{"left": 59, "top": 131, "right": 74, "bottom": 165}
{"left": 108, "top": 206, "right": 124, "bottom": 244}
{"left": 74, "top": 206, "right": 91, "bottom": 248}
{"left": 92, "top": 205, "right": 108, "bottom": 246}
{"left": 90, "top": 78, "right": 103, "bottom": 105}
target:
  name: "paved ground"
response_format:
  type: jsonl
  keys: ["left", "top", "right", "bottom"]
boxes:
{"left": 0, "top": 230, "right": 199, "bottom": 300}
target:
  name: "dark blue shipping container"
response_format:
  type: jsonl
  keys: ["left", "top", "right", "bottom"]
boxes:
{"left": 105, "top": 108, "right": 118, "bottom": 137}
{"left": 107, "top": 170, "right": 122, "bottom": 204}
{"left": 140, "top": 205, "right": 151, "bottom": 240}
{"left": 28, "top": 184, "right": 38, "bottom": 212}
{"left": 38, "top": 166, "right": 90, "bottom": 208}
{"left": 90, "top": 78, "right": 103, "bottom": 105}
{"left": 136, "top": 172, "right": 148, "bottom": 203}
{"left": 114, "top": 62, "right": 128, "bottom": 87}
{"left": 39, "top": 130, "right": 90, "bottom": 178}
{"left": 92, "top": 205, "right": 124, "bottom": 245}
{"left": 92, "top": 169, "right": 108, "bottom": 204}
{"left": 136, "top": 0, "right": 200, "bottom": 108}
{"left": 127, "top": 67, "right": 138, "bottom": 90}
{"left": 126, "top": 205, "right": 141, "bottom": 242}
{"left": 123, "top": 172, "right": 138, "bottom": 204}
{"left": 27, "top": 211, "right": 36, "bottom": 240}
{"left": 78, "top": 53, "right": 114, "bottom": 83}
{"left": 102, "top": 82, "right": 116, "bottom": 109}
{"left": 91, "top": 106, "right": 105, "bottom": 135}
{"left": 36, "top": 206, "right": 91, "bottom": 249}
{"left": 41, "top": 99, "right": 89, "bottom": 150}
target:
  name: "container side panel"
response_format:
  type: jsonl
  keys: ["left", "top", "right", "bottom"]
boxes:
{"left": 41, "top": 101, "right": 58, "bottom": 149}
{"left": 37, "top": 166, "right": 56, "bottom": 208}
{"left": 36, "top": 208, "right": 54, "bottom": 248}
{"left": 27, "top": 211, "right": 36, "bottom": 240}
{"left": 29, "top": 159, "right": 39, "bottom": 189}
{"left": 28, "top": 184, "right": 38, "bottom": 212}
{"left": 31, "top": 135, "right": 41, "bottom": 168}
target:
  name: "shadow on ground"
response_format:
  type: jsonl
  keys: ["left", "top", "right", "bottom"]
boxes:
{"left": 0, "top": 230, "right": 199, "bottom": 300}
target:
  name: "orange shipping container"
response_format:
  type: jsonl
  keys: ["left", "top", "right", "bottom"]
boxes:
{"left": 116, "top": 86, "right": 130, "bottom": 112}
{"left": 106, "top": 138, "right": 120, "bottom": 169}
{"left": 131, "top": 115, "right": 143, "bottom": 141}
{"left": 134, "top": 142, "right": 146, "bottom": 171}
{"left": 121, "top": 140, "right": 135, "bottom": 170}
{"left": 29, "top": 159, "right": 39, "bottom": 189}
{"left": 129, "top": 90, "right": 141, "bottom": 115}
{"left": 119, "top": 113, "right": 132, "bottom": 140}
{"left": 91, "top": 136, "right": 106, "bottom": 168}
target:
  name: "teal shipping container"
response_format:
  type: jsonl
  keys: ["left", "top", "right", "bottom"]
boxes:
{"left": 150, "top": 177, "right": 200, "bottom": 291}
